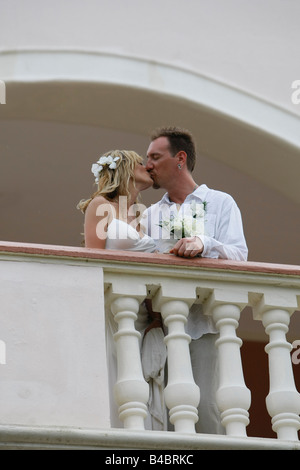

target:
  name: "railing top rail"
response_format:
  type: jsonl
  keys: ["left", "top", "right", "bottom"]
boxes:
{"left": 1, "top": 240, "right": 300, "bottom": 277}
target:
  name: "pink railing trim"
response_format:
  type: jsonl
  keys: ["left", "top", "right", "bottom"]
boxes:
{"left": 1, "top": 240, "right": 300, "bottom": 276}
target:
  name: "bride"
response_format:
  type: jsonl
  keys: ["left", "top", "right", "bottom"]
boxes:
{"left": 77, "top": 150, "right": 167, "bottom": 431}
{"left": 78, "top": 150, "right": 156, "bottom": 252}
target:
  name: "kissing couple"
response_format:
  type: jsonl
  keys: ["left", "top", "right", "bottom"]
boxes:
{"left": 77, "top": 125, "right": 247, "bottom": 434}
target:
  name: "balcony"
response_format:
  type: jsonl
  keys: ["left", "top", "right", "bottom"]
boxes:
{"left": 0, "top": 241, "right": 299, "bottom": 451}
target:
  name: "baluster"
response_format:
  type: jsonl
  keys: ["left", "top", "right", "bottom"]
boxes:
{"left": 262, "top": 308, "right": 300, "bottom": 440}
{"left": 110, "top": 296, "right": 149, "bottom": 430}
{"left": 251, "top": 292, "right": 300, "bottom": 441}
{"left": 203, "top": 289, "right": 250, "bottom": 436}
{"left": 159, "top": 299, "right": 200, "bottom": 433}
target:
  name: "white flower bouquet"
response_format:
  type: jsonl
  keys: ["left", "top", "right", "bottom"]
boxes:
{"left": 159, "top": 201, "right": 207, "bottom": 239}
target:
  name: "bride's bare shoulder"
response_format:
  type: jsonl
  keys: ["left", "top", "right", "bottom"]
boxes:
{"left": 87, "top": 196, "right": 115, "bottom": 211}
{"left": 85, "top": 197, "right": 117, "bottom": 227}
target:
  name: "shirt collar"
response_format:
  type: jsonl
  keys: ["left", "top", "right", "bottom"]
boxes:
{"left": 159, "top": 184, "right": 209, "bottom": 206}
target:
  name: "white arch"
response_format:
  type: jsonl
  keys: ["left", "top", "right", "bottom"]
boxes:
{"left": 0, "top": 48, "right": 299, "bottom": 149}
{"left": 0, "top": 49, "right": 300, "bottom": 204}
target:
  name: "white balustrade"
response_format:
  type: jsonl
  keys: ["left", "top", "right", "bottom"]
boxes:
{"left": 1, "top": 243, "right": 300, "bottom": 449}
{"left": 203, "top": 289, "right": 251, "bottom": 437}
{"left": 105, "top": 277, "right": 300, "bottom": 441}
{"left": 252, "top": 292, "right": 300, "bottom": 441}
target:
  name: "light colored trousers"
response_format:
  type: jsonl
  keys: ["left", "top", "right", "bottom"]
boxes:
{"left": 189, "top": 333, "right": 225, "bottom": 435}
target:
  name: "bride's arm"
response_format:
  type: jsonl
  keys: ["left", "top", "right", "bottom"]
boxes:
{"left": 84, "top": 196, "right": 115, "bottom": 249}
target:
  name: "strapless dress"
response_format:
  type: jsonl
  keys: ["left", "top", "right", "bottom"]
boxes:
{"left": 105, "top": 218, "right": 157, "bottom": 252}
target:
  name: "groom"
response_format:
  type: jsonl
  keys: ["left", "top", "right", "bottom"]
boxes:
{"left": 143, "top": 126, "right": 248, "bottom": 434}
{"left": 144, "top": 126, "right": 248, "bottom": 260}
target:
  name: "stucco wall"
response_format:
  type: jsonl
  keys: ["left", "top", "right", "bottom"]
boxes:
{"left": 0, "top": 258, "right": 110, "bottom": 428}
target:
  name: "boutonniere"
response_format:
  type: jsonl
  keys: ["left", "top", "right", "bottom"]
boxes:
{"left": 159, "top": 201, "right": 207, "bottom": 239}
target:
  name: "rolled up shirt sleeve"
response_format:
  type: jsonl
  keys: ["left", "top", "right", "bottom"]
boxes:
{"left": 198, "top": 197, "right": 248, "bottom": 261}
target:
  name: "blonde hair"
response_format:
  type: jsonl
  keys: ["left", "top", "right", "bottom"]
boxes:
{"left": 77, "top": 150, "right": 143, "bottom": 213}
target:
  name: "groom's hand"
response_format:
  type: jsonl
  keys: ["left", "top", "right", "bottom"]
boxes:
{"left": 169, "top": 236, "right": 204, "bottom": 258}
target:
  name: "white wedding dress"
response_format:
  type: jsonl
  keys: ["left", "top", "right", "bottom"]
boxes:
{"left": 105, "top": 218, "right": 157, "bottom": 252}
{"left": 105, "top": 219, "right": 168, "bottom": 431}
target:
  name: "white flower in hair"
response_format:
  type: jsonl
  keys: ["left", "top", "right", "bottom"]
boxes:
{"left": 91, "top": 163, "right": 102, "bottom": 183}
{"left": 91, "top": 155, "right": 120, "bottom": 183}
